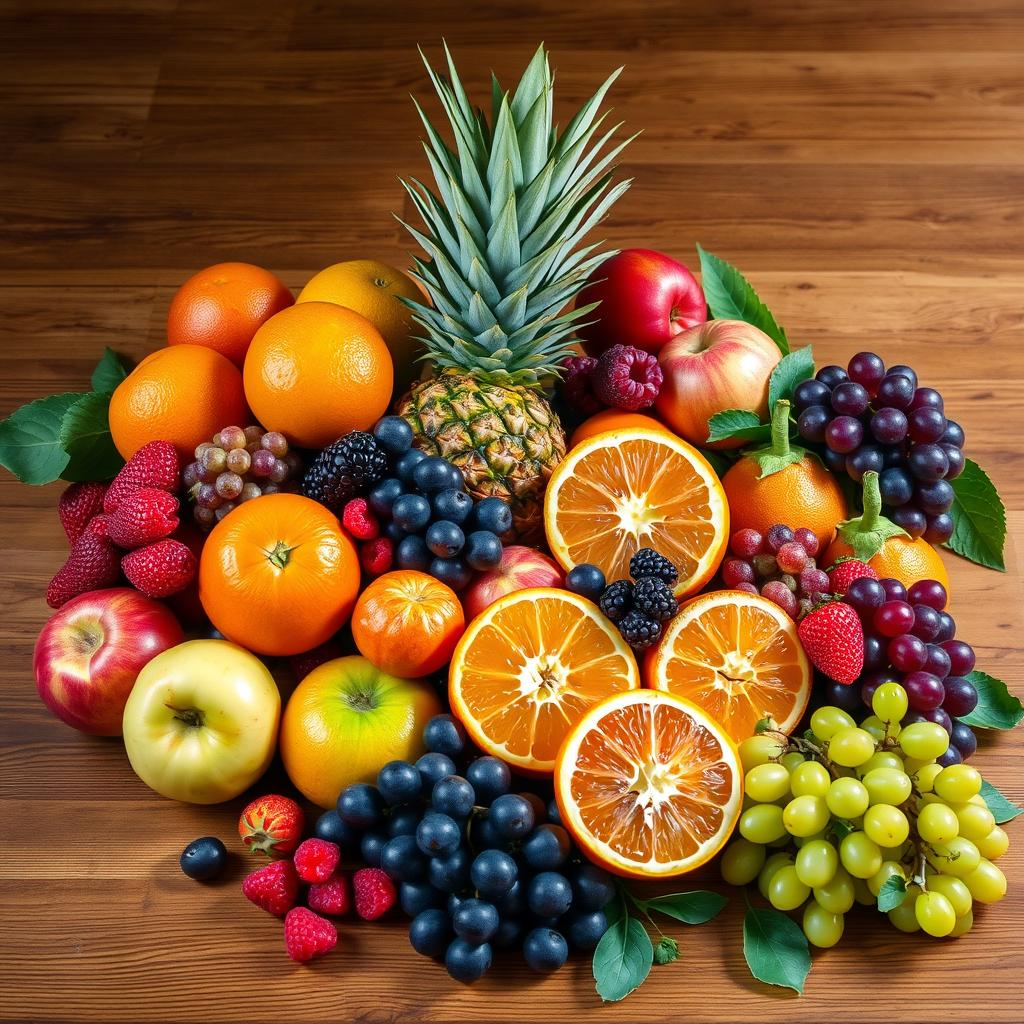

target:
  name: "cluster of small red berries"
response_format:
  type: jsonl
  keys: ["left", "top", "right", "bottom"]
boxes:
{"left": 341, "top": 497, "right": 394, "bottom": 576}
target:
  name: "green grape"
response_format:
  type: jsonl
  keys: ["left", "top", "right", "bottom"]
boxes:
{"left": 809, "top": 706, "right": 855, "bottom": 741}
{"left": 829, "top": 727, "right": 877, "bottom": 768}
{"left": 826, "top": 777, "right": 870, "bottom": 818}
{"left": 740, "top": 804, "right": 787, "bottom": 844}
{"left": 757, "top": 852, "right": 795, "bottom": 899}
{"left": 867, "top": 860, "right": 906, "bottom": 897}
{"left": 852, "top": 876, "right": 876, "bottom": 905}
{"left": 900, "top": 755, "right": 933, "bottom": 775}
{"left": 766, "top": 834, "right": 792, "bottom": 849}
{"left": 927, "top": 837, "right": 981, "bottom": 878}
{"left": 795, "top": 839, "right": 839, "bottom": 888}
{"left": 861, "top": 767, "right": 912, "bottom": 806}
{"left": 963, "top": 859, "right": 1007, "bottom": 903}
{"left": 912, "top": 762, "right": 943, "bottom": 793}
{"left": 794, "top": 829, "right": 828, "bottom": 848}
{"left": 839, "top": 830, "right": 883, "bottom": 879}
{"left": 857, "top": 751, "right": 903, "bottom": 777}
{"left": 863, "top": 804, "right": 910, "bottom": 847}
{"left": 802, "top": 900, "right": 844, "bottom": 948}
{"left": 720, "top": 839, "right": 767, "bottom": 886}
{"left": 914, "top": 891, "right": 956, "bottom": 937}
{"left": 927, "top": 874, "right": 972, "bottom": 918}
{"left": 783, "top": 795, "right": 830, "bottom": 838}
{"left": 899, "top": 722, "right": 949, "bottom": 761}
{"left": 789, "top": 761, "right": 831, "bottom": 798}
{"left": 745, "top": 763, "right": 791, "bottom": 803}
{"left": 813, "top": 868, "right": 856, "bottom": 914}
{"left": 933, "top": 763, "right": 983, "bottom": 803}
{"left": 768, "top": 864, "right": 811, "bottom": 912}
{"left": 872, "top": 681, "right": 908, "bottom": 724}
{"left": 967, "top": 793, "right": 987, "bottom": 807}
{"left": 739, "top": 734, "right": 787, "bottom": 772}
{"left": 780, "top": 750, "right": 806, "bottom": 773}
{"left": 888, "top": 885, "right": 922, "bottom": 933}
{"left": 860, "top": 715, "right": 896, "bottom": 743}
{"left": 950, "top": 909, "right": 974, "bottom": 937}
{"left": 976, "top": 826, "right": 1009, "bottom": 861}
{"left": 953, "top": 802, "right": 996, "bottom": 843}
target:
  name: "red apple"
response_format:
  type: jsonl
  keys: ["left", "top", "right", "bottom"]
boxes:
{"left": 655, "top": 319, "right": 782, "bottom": 449}
{"left": 34, "top": 588, "right": 184, "bottom": 735}
{"left": 462, "top": 546, "right": 565, "bottom": 621}
{"left": 576, "top": 248, "right": 707, "bottom": 356}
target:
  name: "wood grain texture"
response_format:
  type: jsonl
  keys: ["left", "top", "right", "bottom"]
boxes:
{"left": 1, "top": 1, "right": 1022, "bottom": 1020}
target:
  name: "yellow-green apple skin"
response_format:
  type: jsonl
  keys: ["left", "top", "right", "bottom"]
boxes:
{"left": 122, "top": 638, "right": 280, "bottom": 804}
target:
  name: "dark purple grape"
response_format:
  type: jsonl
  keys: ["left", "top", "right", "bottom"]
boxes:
{"left": 923, "top": 644, "right": 952, "bottom": 680}
{"left": 934, "top": 612, "right": 956, "bottom": 643}
{"left": 831, "top": 382, "right": 870, "bottom": 416}
{"left": 920, "top": 707, "right": 953, "bottom": 735}
{"left": 910, "top": 604, "right": 942, "bottom": 642}
{"left": 915, "top": 480, "right": 954, "bottom": 516}
{"left": 941, "top": 445, "right": 965, "bottom": 479}
{"left": 874, "top": 599, "right": 915, "bottom": 637}
{"left": 794, "top": 379, "right": 831, "bottom": 412}
{"left": 936, "top": 745, "right": 962, "bottom": 768}
{"left": 821, "top": 447, "right": 848, "bottom": 474}
{"left": 940, "top": 419, "right": 965, "bottom": 448}
{"left": 879, "top": 467, "right": 914, "bottom": 506}
{"left": 940, "top": 640, "right": 975, "bottom": 676}
{"left": 910, "top": 387, "right": 944, "bottom": 413}
{"left": 924, "top": 514, "right": 954, "bottom": 544}
{"left": 869, "top": 407, "right": 908, "bottom": 445}
{"left": 879, "top": 578, "right": 908, "bottom": 602}
{"left": 887, "top": 365, "right": 918, "bottom": 389}
{"left": 881, "top": 446, "right": 905, "bottom": 468}
{"left": 863, "top": 632, "right": 889, "bottom": 671}
{"left": 908, "top": 578, "right": 947, "bottom": 610}
{"left": 826, "top": 679, "right": 866, "bottom": 715}
{"left": 908, "top": 443, "right": 949, "bottom": 482}
{"left": 815, "top": 365, "right": 848, "bottom": 388}
{"left": 891, "top": 505, "right": 927, "bottom": 539}
{"left": 847, "top": 352, "right": 886, "bottom": 394}
{"left": 904, "top": 671, "right": 945, "bottom": 711}
{"left": 942, "top": 676, "right": 979, "bottom": 718}
{"left": 844, "top": 577, "right": 887, "bottom": 619}
{"left": 875, "top": 373, "right": 915, "bottom": 410}
{"left": 902, "top": 710, "right": 929, "bottom": 727}
{"left": 846, "top": 446, "right": 885, "bottom": 482}
{"left": 888, "top": 634, "right": 927, "bottom": 672}
{"left": 825, "top": 415, "right": 863, "bottom": 454}
{"left": 908, "top": 407, "right": 947, "bottom": 444}
{"left": 859, "top": 671, "right": 894, "bottom": 709}
{"left": 950, "top": 721, "right": 977, "bottom": 760}
{"left": 797, "top": 405, "right": 831, "bottom": 445}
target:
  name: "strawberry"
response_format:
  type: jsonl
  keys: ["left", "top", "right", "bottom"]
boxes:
{"left": 121, "top": 538, "right": 195, "bottom": 598}
{"left": 242, "top": 859, "right": 299, "bottom": 917}
{"left": 106, "top": 487, "right": 180, "bottom": 549}
{"left": 283, "top": 907, "right": 337, "bottom": 963}
{"left": 46, "top": 516, "right": 121, "bottom": 608}
{"left": 58, "top": 482, "right": 108, "bottom": 544}
{"left": 104, "top": 441, "right": 180, "bottom": 514}
{"left": 826, "top": 558, "right": 879, "bottom": 596}
{"left": 293, "top": 838, "right": 340, "bottom": 883}
{"left": 359, "top": 537, "right": 393, "bottom": 576}
{"left": 797, "top": 600, "right": 865, "bottom": 686}
{"left": 238, "top": 795, "right": 305, "bottom": 858}
{"left": 352, "top": 867, "right": 396, "bottom": 921}
{"left": 307, "top": 874, "right": 351, "bottom": 917}
{"left": 342, "top": 498, "right": 380, "bottom": 541}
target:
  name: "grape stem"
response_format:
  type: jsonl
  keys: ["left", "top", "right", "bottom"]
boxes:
{"left": 762, "top": 727, "right": 841, "bottom": 779}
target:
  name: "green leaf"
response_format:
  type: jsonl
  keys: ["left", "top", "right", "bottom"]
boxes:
{"left": 58, "top": 392, "right": 124, "bottom": 482}
{"left": 979, "top": 780, "right": 1024, "bottom": 824}
{"left": 653, "top": 936, "right": 679, "bottom": 966}
{"left": 876, "top": 875, "right": 907, "bottom": 913}
{"left": 697, "top": 446, "right": 733, "bottom": 478}
{"left": 593, "top": 899, "right": 653, "bottom": 1002}
{"left": 831, "top": 818, "right": 856, "bottom": 841}
{"left": 633, "top": 890, "right": 728, "bottom": 926}
{"left": 706, "top": 409, "right": 771, "bottom": 447}
{"left": 768, "top": 347, "right": 815, "bottom": 410}
{"left": 960, "top": 670, "right": 1024, "bottom": 730}
{"left": 947, "top": 458, "right": 1006, "bottom": 571}
{"left": 90, "top": 348, "right": 130, "bottom": 393}
{"left": 0, "top": 392, "right": 84, "bottom": 484}
{"left": 742, "top": 905, "right": 811, "bottom": 994}
{"left": 697, "top": 244, "right": 789, "bottom": 354}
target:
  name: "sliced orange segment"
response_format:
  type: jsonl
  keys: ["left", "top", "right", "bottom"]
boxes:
{"left": 555, "top": 689, "right": 743, "bottom": 878}
{"left": 449, "top": 588, "right": 639, "bottom": 774}
{"left": 645, "top": 590, "right": 811, "bottom": 742}
{"left": 544, "top": 428, "right": 729, "bottom": 598}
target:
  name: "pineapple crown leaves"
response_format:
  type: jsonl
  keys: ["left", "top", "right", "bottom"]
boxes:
{"left": 396, "top": 41, "right": 636, "bottom": 387}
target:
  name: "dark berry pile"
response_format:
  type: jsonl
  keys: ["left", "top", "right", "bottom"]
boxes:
{"left": 794, "top": 353, "right": 965, "bottom": 543}
{"left": 324, "top": 714, "right": 616, "bottom": 984}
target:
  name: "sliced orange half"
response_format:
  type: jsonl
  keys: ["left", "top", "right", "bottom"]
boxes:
{"left": 544, "top": 428, "right": 729, "bottom": 599}
{"left": 555, "top": 689, "right": 743, "bottom": 878}
{"left": 645, "top": 589, "right": 811, "bottom": 742}
{"left": 449, "top": 588, "right": 639, "bottom": 774}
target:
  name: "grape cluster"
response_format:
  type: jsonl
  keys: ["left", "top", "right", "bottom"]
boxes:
{"left": 183, "top": 425, "right": 301, "bottom": 528}
{"left": 794, "top": 353, "right": 965, "bottom": 543}
{"left": 822, "top": 576, "right": 979, "bottom": 762}
{"left": 329, "top": 714, "right": 615, "bottom": 983}
{"left": 720, "top": 524, "right": 830, "bottom": 620}
{"left": 721, "top": 683, "right": 1008, "bottom": 945}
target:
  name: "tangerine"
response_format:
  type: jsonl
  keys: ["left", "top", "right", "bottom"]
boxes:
{"left": 569, "top": 409, "right": 669, "bottom": 448}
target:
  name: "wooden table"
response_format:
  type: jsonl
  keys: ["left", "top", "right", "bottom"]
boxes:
{"left": 2, "top": 2, "right": 1022, "bottom": 1021}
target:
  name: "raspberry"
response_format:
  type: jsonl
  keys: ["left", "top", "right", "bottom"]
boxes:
{"left": 293, "top": 838, "right": 340, "bottom": 883}
{"left": 342, "top": 497, "right": 380, "bottom": 540}
{"left": 104, "top": 441, "right": 180, "bottom": 514}
{"left": 106, "top": 487, "right": 180, "bottom": 549}
{"left": 121, "top": 538, "right": 196, "bottom": 598}
{"left": 591, "top": 345, "right": 663, "bottom": 411}
{"left": 598, "top": 579, "right": 634, "bottom": 622}
{"left": 353, "top": 867, "right": 397, "bottom": 921}
{"left": 628, "top": 548, "right": 678, "bottom": 585}
{"left": 308, "top": 874, "right": 351, "bottom": 916}
{"left": 242, "top": 859, "right": 298, "bottom": 917}
{"left": 360, "top": 537, "right": 393, "bottom": 576}
{"left": 46, "top": 516, "right": 121, "bottom": 608}
{"left": 632, "top": 577, "right": 677, "bottom": 622}
{"left": 618, "top": 610, "right": 662, "bottom": 650}
{"left": 58, "top": 482, "right": 108, "bottom": 544}
{"left": 284, "top": 907, "right": 337, "bottom": 962}
{"left": 559, "top": 355, "right": 603, "bottom": 414}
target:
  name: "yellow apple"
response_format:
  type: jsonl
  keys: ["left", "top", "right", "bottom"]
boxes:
{"left": 122, "top": 639, "right": 280, "bottom": 804}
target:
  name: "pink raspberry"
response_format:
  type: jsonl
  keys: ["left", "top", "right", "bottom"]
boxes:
{"left": 591, "top": 345, "right": 663, "bottom": 411}
{"left": 292, "top": 838, "right": 340, "bottom": 883}
{"left": 308, "top": 873, "right": 351, "bottom": 916}
{"left": 559, "top": 355, "right": 604, "bottom": 414}
{"left": 360, "top": 537, "right": 393, "bottom": 576}
{"left": 342, "top": 497, "right": 380, "bottom": 541}
{"left": 283, "top": 907, "right": 337, "bottom": 962}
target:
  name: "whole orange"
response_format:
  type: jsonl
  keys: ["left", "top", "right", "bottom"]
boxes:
{"left": 198, "top": 493, "right": 360, "bottom": 656}
{"left": 824, "top": 534, "right": 951, "bottom": 597}
{"left": 569, "top": 409, "right": 670, "bottom": 448}
{"left": 352, "top": 571, "right": 465, "bottom": 678}
{"left": 167, "top": 262, "right": 293, "bottom": 367}
{"left": 109, "top": 346, "right": 248, "bottom": 461}
{"left": 243, "top": 302, "right": 394, "bottom": 448}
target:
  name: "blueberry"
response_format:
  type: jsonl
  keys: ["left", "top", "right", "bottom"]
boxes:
{"left": 523, "top": 928, "right": 569, "bottom": 973}
{"left": 566, "top": 909, "right": 609, "bottom": 950}
{"left": 571, "top": 862, "right": 616, "bottom": 911}
{"left": 432, "top": 775, "right": 476, "bottom": 818}
{"left": 429, "top": 556, "right": 472, "bottom": 591}
{"left": 566, "top": 563, "right": 606, "bottom": 602}
{"left": 464, "top": 530, "right": 503, "bottom": 571}
{"left": 392, "top": 493, "right": 432, "bottom": 533}
{"left": 386, "top": 806, "right": 422, "bottom": 838}
{"left": 465, "top": 756, "right": 511, "bottom": 803}
{"left": 368, "top": 477, "right": 405, "bottom": 517}
{"left": 338, "top": 783, "right": 386, "bottom": 829}
{"left": 380, "top": 834, "right": 427, "bottom": 882}
{"left": 428, "top": 846, "right": 471, "bottom": 893}
{"left": 432, "top": 488, "right": 474, "bottom": 524}
{"left": 546, "top": 799, "right": 562, "bottom": 826}
{"left": 373, "top": 415, "right": 414, "bottom": 457}
{"left": 416, "top": 812, "right": 462, "bottom": 857}
{"left": 377, "top": 759, "right": 423, "bottom": 805}
{"left": 415, "top": 751, "right": 457, "bottom": 789}
{"left": 396, "top": 534, "right": 431, "bottom": 571}
{"left": 527, "top": 871, "right": 573, "bottom": 917}
{"left": 470, "top": 849, "right": 518, "bottom": 900}
{"left": 445, "top": 938, "right": 492, "bottom": 983}
{"left": 488, "top": 793, "right": 535, "bottom": 839}
{"left": 414, "top": 456, "right": 458, "bottom": 494}
{"left": 313, "top": 810, "right": 360, "bottom": 851}
{"left": 496, "top": 879, "right": 526, "bottom": 918}
{"left": 447, "top": 892, "right": 470, "bottom": 916}
{"left": 179, "top": 837, "right": 227, "bottom": 881}
{"left": 469, "top": 814, "right": 507, "bottom": 851}
{"left": 518, "top": 791, "right": 547, "bottom": 823}
{"left": 396, "top": 448, "right": 427, "bottom": 483}
{"left": 423, "top": 713, "right": 466, "bottom": 757}
{"left": 471, "top": 496, "right": 513, "bottom": 535}
{"left": 383, "top": 520, "right": 407, "bottom": 543}
{"left": 492, "top": 917, "right": 524, "bottom": 949}
{"left": 360, "top": 830, "right": 387, "bottom": 868}
{"left": 426, "top": 519, "right": 465, "bottom": 557}
{"left": 400, "top": 879, "right": 444, "bottom": 917}
{"left": 452, "top": 898, "right": 500, "bottom": 943}
{"left": 409, "top": 908, "right": 452, "bottom": 959}
{"left": 522, "top": 824, "right": 571, "bottom": 870}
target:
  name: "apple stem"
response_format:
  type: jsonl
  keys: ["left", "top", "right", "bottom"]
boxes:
{"left": 769, "top": 398, "right": 791, "bottom": 457}
{"left": 166, "top": 704, "right": 204, "bottom": 729}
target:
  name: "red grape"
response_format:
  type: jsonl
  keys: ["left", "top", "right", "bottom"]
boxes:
{"left": 910, "top": 387, "right": 944, "bottom": 413}
{"left": 941, "top": 640, "right": 976, "bottom": 677}
{"left": 940, "top": 420, "right": 965, "bottom": 448}
{"left": 730, "top": 528, "right": 764, "bottom": 557}
{"left": 888, "top": 634, "right": 927, "bottom": 672}
{"left": 875, "top": 373, "right": 915, "bottom": 410}
{"left": 920, "top": 707, "right": 953, "bottom": 734}
{"left": 825, "top": 416, "right": 863, "bottom": 454}
{"left": 831, "top": 382, "right": 870, "bottom": 416}
{"left": 924, "top": 514, "right": 954, "bottom": 544}
{"left": 879, "top": 578, "right": 908, "bottom": 602}
{"left": 891, "top": 505, "right": 927, "bottom": 538}
{"left": 923, "top": 644, "right": 952, "bottom": 680}
{"left": 794, "top": 379, "right": 831, "bottom": 411}
{"left": 870, "top": 407, "right": 908, "bottom": 445}
{"left": 888, "top": 365, "right": 919, "bottom": 388}
{"left": 760, "top": 580, "right": 798, "bottom": 618}
{"left": 847, "top": 351, "right": 886, "bottom": 394}
{"left": 908, "top": 406, "right": 947, "bottom": 444}
{"left": 793, "top": 527, "right": 819, "bottom": 557}
{"left": 936, "top": 746, "right": 962, "bottom": 767}
{"left": 863, "top": 633, "right": 888, "bottom": 670}
{"left": 950, "top": 722, "right": 977, "bottom": 760}
{"left": 798, "top": 568, "right": 830, "bottom": 596}
{"left": 908, "top": 443, "right": 949, "bottom": 482}
{"left": 797, "top": 406, "right": 831, "bottom": 444}
{"left": 722, "top": 558, "right": 755, "bottom": 587}
{"left": 908, "top": 579, "right": 947, "bottom": 610}
{"left": 815, "top": 365, "right": 848, "bottom": 388}
{"left": 903, "top": 671, "right": 945, "bottom": 711}
{"left": 775, "top": 542, "right": 808, "bottom": 574}
{"left": 934, "top": 612, "right": 956, "bottom": 642}
{"left": 844, "top": 577, "right": 886, "bottom": 619}
{"left": 942, "top": 676, "right": 979, "bottom": 718}
{"left": 765, "top": 524, "right": 795, "bottom": 554}
{"left": 735, "top": 582, "right": 759, "bottom": 595}
{"left": 910, "top": 604, "right": 942, "bottom": 642}
{"left": 874, "top": 600, "right": 915, "bottom": 637}
{"left": 941, "top": 445, "right": 966, "bottom": 479}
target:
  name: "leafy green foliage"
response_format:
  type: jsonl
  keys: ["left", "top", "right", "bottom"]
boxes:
{"left": 706, "top": 409, "right": 770, "bottom": 447}
{"left": 980, "top": 780, "right": 1023, "bottom": 824}
{"left": 960, "top": 671, "right": 1024, "bottom": 730}
{"left": 742, "top": 905, "right": 811, "bottom": 994}
{"left": 592, "top": 897, "right": 653, "bottom": 1002}
{"left": 768, "top": 347, "right": 815, "bottom": 409}
{"left": 653, "top": 936, "right": 679, "bottom": 965}
{"left": 90, "top": 348, "right": 131, "bottom": 394}
{"left": 0, "top": 393, "right": 84, "bottom": 484}
{"left": 876, "top": 875, "right": 907, "bottom": 913}
{"left": 631, "top": 890, "right": 728, "bottom": 926}
{"left": 59, "top": 393, "right": 122, "bottom": 483}
{"left": 947, "top": 458, "right": 1006, "bottom": 571}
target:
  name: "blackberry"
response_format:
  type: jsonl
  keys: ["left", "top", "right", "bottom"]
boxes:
{"left": 629, "top": 547, "right": 678, "bottom": 586}
{"left": 598, "top": 580, "right": 634, "bottom": 622}
{"left": 633, "top": 577, "right": 677, "bottom": 622}
{"left": 618, "top": 610, "right": 662, "bottom": 650}
{"left": 302, "top": 432, "right": 388, "bottom": 512}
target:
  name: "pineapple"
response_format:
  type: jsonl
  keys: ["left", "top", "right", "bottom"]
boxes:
{"left": 396, "top": 43, "right": 633, "bottom": 541}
